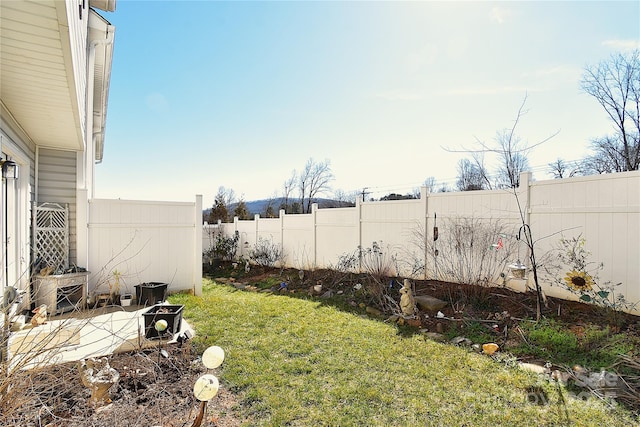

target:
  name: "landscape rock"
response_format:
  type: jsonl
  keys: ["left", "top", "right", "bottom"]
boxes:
{"left": 414, "top": 295, "right": 448, "bottom": 312}
{"left": 406, "top": 318, "right": 422, "bottom": 328}
{"left": 482, "top": 343, "right": 500, "bottom": 355}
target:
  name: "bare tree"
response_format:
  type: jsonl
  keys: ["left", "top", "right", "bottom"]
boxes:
{"left": 281, "top": 171, "right": 297, "bottom": 214}
{"left": 298, "top": 158, "right": 334, "bottom": 213}
{"left": 584, "top": 135, "right": 637, "bottom": 173}
{"left": 331, "top": 189, "right": 356, "bottom": 207}
{"left": 470, "top": 152, "right": 493, "bottom": 189}
{"left": 581, "top": 49, "right": 640, "bottom": 172}
{"left": 456, "top": 158, "right": 486, "bottom": 191}
{"left": 494, "top": 130, "right": 531, "bottom": 188}
{"left": 446, "top": 94, "right": 558, "bottom": 188}
{"left": 423, "top": 176, "right": 437, "bottom": 192}
{"left": 547, "top": 158, "right": 582, "bottom": 179}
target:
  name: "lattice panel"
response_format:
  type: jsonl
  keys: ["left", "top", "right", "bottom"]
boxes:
{"left": 33, "top": 203, "right": 69, "bottom": 272}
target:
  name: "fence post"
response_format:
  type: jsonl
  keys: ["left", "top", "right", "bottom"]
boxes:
{"left": 421, "top": 186, "right": 429, "bottom": 280}
{"left": 280, "top": 209, "right": 285, "bottom": 265}
{"left": 194, "top": 195, "right": 203, "bottom": 296}
{"left": 254, "top": 214, "right": 260, "bottom": 245}
{"left": 312, "top": 203, "right": 318, "bottom": 269}
{"left": 515, "top": 171, "right": 534, "bottom": 291}
{"left": 356, "top": 194, "right": 363, "bottom": 273}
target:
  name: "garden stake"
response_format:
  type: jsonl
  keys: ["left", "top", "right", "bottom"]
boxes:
{"left": 191, "top": 400, "right": 207, "bottom": 427}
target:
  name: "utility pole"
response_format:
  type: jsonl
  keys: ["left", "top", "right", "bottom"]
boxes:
{"left": 361, "top": 187, "right": 370, "bottom": 202}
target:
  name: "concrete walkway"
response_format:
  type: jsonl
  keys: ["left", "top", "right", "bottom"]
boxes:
{"left": 7, "top": 304, "right": 194, "bottom": 371}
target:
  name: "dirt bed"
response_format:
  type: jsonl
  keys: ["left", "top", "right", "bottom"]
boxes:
{"left": 2, "top": 345, "right": 243, "bottom": 427}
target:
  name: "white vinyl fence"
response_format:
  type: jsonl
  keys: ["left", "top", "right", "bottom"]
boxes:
{"left": 204, "top": 172, "right": 640, "bottom": 314}
{"left": 88, "top": 196, "right": 203, "bottom": 298}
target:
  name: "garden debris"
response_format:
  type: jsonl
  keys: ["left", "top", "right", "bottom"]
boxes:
{"left": 518, "top": 362, "right": 547, "bottom": 375}
{"left": 79, "top": 357, "right": 120, "bottom": 407}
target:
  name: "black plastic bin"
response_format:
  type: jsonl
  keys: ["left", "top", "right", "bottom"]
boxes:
{"left": 135, "top": 282, "right": 168, "bottom": 306}
{"left": 142, "top": 304, "right": 184, "bottom": 339}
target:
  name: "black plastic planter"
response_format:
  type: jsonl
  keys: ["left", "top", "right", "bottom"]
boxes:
{"left": 135, "top": 282, "right": 168, "bottom": 306}
{"left": 142, "top": 304, "right": 184, "bottom": 339}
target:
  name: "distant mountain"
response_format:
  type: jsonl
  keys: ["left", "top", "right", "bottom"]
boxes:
{"left": 203, "top": 197, "right": 354, "bottom": 219}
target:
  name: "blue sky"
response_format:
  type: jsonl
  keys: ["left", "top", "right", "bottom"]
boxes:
{"left": 96, "top": 0, "right": 640, "bottom": 207}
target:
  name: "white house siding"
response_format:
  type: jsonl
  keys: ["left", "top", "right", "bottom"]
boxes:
{"left": 88, "top": 197, "right": 203, "bottom": 298}
{"left": 209, "top": 171, "right": 640, "bottom": 314}
{"left": 37, "top": 148, "right": 77, "bottom": 264}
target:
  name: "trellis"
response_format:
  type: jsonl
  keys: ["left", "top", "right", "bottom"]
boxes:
{"left": 32, "top": 202, "right": 69, "bottom": 272}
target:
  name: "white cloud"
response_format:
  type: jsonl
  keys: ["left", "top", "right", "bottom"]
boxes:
{"left": 601, "top": 39, "right": 640, "bottom": 51}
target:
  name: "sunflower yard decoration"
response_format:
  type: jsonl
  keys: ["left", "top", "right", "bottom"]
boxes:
{"left": 563, "top": 270, "right": 594, "bottom": 291}
{"left": 547, "top": 235, "right": 637, "bottom": 318}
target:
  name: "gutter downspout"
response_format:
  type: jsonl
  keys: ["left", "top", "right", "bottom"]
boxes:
{"left": 78, "top": 23, "right": 114, "bottom": 275}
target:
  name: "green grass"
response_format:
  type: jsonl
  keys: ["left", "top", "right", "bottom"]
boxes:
{"left": 169, "top": 279, "right": 637, "bottom": 426}
{"left": 511, "top": 319, "right": 638, "bottom": 372}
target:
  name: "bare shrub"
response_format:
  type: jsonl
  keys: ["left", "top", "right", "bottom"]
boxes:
{"left": 249, "top": 237, "right": 285, "bottom": 268}
{"left": 359, "top": 241, "right": 398, "bottom": 311}
{"left": 204, "top": 227, "right": 238, "bottom": 262}
{"left": 326, "top": 250, "right": 360, "bottom": 286}
{"left": 410, "top": 216, "right": 518, "bottom": 287}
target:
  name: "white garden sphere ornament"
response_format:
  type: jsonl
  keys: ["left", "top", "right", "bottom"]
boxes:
{"left": 202, "top": 345, "right": 225, "bottom": 369}
{"left": 154, "top": 319, "right": 168, "bottom": 332}
{"left": 193, "top": 374, "right": 219, "bottom": 401}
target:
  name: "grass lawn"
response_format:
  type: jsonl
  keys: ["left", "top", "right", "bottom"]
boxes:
{"left": 169, "top": 279, "right": 637, "bottom": 426}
